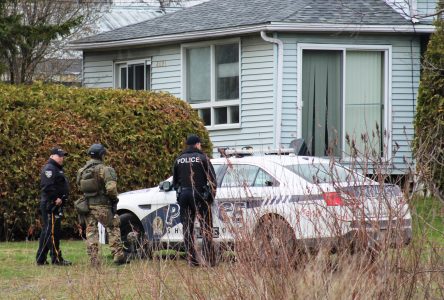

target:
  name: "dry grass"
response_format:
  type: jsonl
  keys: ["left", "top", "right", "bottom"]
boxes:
{"left": 0, "top": 195, "right": 442, "bottom": 300}
{"left": 1, "top": 137, "right": 443, "bottom": 299}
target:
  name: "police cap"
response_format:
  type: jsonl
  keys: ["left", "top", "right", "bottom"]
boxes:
{"left": 50, "top": 147, "right": 69, "bottom": 157}
{"left": 186, "top": 134, "right": 201, "bottom": 146}
{"left": 87, "top": 143, "right": 106, "bottom": 158}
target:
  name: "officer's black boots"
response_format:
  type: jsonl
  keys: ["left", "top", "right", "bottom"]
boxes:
{"left": 53, "top": 259, "right": 72, "bottom": 266}
{"left": 52, "top": 251, "right": 72, "bottom": 266}
{"left": 114, "top": 253, "right": 130, "bottom": 265}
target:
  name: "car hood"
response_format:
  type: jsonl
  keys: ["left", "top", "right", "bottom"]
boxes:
{"left": 119, "top": 187, "right": 154, "bottom": 196}
{"left": 117, "top": 186, "right": 159, "bottom": 205}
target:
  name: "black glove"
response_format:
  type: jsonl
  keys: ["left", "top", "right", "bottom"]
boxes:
{"left": 202, "top": 185, "right": 214, "bottom": 204}
{"left": 111, "top": 198, "right": 118, "bottom": 215}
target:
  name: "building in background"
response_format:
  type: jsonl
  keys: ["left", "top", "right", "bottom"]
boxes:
{"left": 71, "top": 0, "right": 439, "bottom": 175}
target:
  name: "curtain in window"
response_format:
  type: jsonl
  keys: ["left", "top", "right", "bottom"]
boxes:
{"left": 345, "top": 51, "right": 383, "bottom": 156}
{"left": 187, "top": 47, "right": 210, "bottom": 103}
{"left": 302, "top": 50, "right": 342, "bottom": 156}
{"left": 215, "top": 43, "right": 239, "bottom": 101}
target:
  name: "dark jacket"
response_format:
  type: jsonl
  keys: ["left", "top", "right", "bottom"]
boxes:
{"left": 173, "top": 147, "right": 216, "bottom": 193}
{"left": 40, "top": 158, "right": 69, "bottom": 206}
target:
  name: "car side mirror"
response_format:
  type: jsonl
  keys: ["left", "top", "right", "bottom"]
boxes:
{"left": 265, "top": 180, "right": 273, "bottom": 187}
{"left": 160, "top": 181, "right": 172, "bottom": 191}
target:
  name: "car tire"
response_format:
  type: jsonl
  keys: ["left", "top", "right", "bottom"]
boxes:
{"left": 253, "top": 215, "right": 297, "bottom": 268}
{"left": 119, "top": 212, "right": 152, "bottom": 259}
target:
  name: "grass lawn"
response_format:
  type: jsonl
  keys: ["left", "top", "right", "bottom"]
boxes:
{"left": 0, "top": 197, "right": 442, "bottom": 299}
{"left": 0, "top": 240, "right": 215, "bottom": 299}
{"left": 411, "top": 196, "right": 444, "bottom": 243}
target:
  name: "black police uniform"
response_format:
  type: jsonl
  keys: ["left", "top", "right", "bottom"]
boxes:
{"left": 36, "top": 158, "right": 70, "bottom": 264}
{"left": 173, "top": 146, "right": 217, "bottom": 266}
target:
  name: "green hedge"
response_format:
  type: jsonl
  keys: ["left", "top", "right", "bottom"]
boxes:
{"left": 0, "top": 83, "right": 211, "bottom": 241}
{"left": 414, "top": 6, "right": 444, "bottom": 201}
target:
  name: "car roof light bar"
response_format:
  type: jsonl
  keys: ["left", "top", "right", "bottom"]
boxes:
{"left": 218, "top": 147, "right": 254, "bottom": 158}
{"left": 217, "top": 139, "right": 309, "bottom": 158}
{"left": 217, "top": 147, "right": 297, "bottom": 157}
{"left": 264, "top": 148, "right": 296, "bottom": 155}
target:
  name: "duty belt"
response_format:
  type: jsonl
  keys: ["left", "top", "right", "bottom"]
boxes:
{"left": 87, "top": 195, "right": 109, "bottom": 205}
{"left": 181, "top": 187, "right": 205, "bottom": 192}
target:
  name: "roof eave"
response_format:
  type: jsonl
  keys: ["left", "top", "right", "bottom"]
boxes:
{"left": 69, "top": 22, "right": 435, "bottom": 50}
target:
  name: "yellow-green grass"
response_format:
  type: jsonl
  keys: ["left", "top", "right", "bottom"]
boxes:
{"left": 0, "top": 196, "right": 441, "bottom": 299}
{"left": 0, "top": 240, "right": 215, "bottom": 299}
{"left": 411, "top": 196, "right": 444, "bottom": 244}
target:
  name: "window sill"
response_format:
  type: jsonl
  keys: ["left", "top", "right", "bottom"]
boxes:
{"left": 206, "top": 124, "right": 241, "bottom": 131}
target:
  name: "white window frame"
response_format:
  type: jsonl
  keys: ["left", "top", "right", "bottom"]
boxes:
{"left": 296, "top": 43, "right": 392, "bottom": 160}
{"left": 114, "top": 58, "right": 152, "bottom": 90}
{"left": 181, "top": 38, "right": 241, "bottom": 130}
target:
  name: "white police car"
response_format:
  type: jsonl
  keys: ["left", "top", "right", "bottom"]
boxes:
{"left": 116, "top": 148, "right": 412, "bottom": 259}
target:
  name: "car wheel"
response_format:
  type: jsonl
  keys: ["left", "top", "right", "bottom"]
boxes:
{"left": 119, "top": 212, "right": 152, "bottom": 259}
{"left": 254, "top": 215, "right": 297, "bottom": 268}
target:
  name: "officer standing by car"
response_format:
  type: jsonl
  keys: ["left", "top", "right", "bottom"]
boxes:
{"left": 36, "top": 147, "right": 72, "bottom": 266}
{"left": 76, "top": 144, "right": 127, "bottom": 266}
{"left": 173, "top": 134, "right": 217, "bottom": 267}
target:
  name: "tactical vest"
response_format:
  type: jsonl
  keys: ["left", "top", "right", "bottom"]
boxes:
{"left": 79, "top": 163, "right": 103, "bottom": 197}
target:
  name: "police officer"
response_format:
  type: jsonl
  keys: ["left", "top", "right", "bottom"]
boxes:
{"left": 173, "top": 134, "right": 217, "bottom": 267}
{"left": 36, "top": 147, "right": 72, "bottom": 266}
{"left": 76, "top": 144, "right": 127, "bottom": 266}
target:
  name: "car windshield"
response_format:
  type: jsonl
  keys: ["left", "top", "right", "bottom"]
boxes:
{"left": 284, "top": 163, "right": 365, "bottom": 184}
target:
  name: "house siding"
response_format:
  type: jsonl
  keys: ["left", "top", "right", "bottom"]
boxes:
{"left": 83, "top": 46, "right": 182, "bottom": 97}
{"left": 278, "top": 33, "right": 421, "bottom": 174}
{"left": 209, "top": 36, "right": 276, "bottom": 153}
{"left": 83, "top": 36, "right": 276, "bottom": 155}
{"left": 83, "top": 33, "right": 421, "bottom": 174}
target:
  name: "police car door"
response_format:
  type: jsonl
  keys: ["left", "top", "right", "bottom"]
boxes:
{"left": 216, "top": 163, "right": 280, "bottom": 236}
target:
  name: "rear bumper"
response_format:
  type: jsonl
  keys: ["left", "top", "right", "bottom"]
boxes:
{"left": 298, "top": 225, "right": 412, "bottom": 252}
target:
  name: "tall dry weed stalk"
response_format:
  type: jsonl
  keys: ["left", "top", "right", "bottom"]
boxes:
{"left": 72, "top": 130, "right": 442, "bottom": 299}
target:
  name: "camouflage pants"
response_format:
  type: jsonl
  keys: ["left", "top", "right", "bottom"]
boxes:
{"left": 86, "top": 205, "right": 124, "bottom": 263}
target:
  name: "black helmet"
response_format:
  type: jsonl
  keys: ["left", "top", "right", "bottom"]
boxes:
{"left": 87, "top": 143, "right": 106, "bottom": 159}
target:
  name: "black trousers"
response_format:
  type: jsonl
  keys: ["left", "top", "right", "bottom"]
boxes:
{"left": 178, "top": 189, "right": 215, "bottom": 266}
{"left": 36, "top": 200, "right": 63, "bottom": 263}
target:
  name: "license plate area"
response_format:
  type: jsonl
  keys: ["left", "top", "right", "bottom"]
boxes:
{"left": 195, "top": 227, "right": 219, "bottom": 238}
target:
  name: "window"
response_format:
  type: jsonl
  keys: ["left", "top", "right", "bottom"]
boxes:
{"left": 184, "top": 41, "right": 240, "bottom": 127}
{"left": 212, "top": 164, "right": 224, "bottom": 185}
{"left": 285, "top": 163, "right": 365, "bottom": 184}
{"left": 115, "top": 60, "right": 151, "bottom": 90}
{"left": 300, "top": 46, "right": 388, "bottom": 158}
{"left": 221, "top": 164, "right": 278, "bottom": 187}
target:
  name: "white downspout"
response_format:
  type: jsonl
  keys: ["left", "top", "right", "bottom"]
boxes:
{"left": 260, "top": 31, "right": 283, "bottom": 148}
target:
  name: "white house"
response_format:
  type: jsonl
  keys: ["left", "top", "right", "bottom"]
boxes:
{"left": 71, "top": 0, "right": 439, "bottom": 175}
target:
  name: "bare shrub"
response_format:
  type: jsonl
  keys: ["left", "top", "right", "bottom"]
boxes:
{"left": 97, "top": 131, "right": 443, "bottom": 299}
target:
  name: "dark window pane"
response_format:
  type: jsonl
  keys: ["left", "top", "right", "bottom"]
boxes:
{"left": 216, "top": 43, "right": 239, "bottom": 64}
{"left": 217, "top": 77, "right": 239, "bottom": 100}
{"left": 215, "top": 107, "right": 227, "bottom": 124}
{"left": 146, "top": 65, "right": 151, "bottom": 90}
{"left": 128, "top": 65, "right": 134, "bottom": 89}
{"left": 134, "top": 64, "right": 145, "bottom": 90}
{"left": 199, "top": 108, "right": 211, "bottom": 126}
{"left": 216, "top": 44, "right": 239, "bottom": 100}
{"left": 120, "top": 67, "right": 127, "bottom": 89}
{"left": 230, "top": 105, "right": 239, "bottom": 123}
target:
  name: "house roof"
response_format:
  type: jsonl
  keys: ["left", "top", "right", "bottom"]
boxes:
{"left": 71, "top": 0, "right": 435, "bottom": 50}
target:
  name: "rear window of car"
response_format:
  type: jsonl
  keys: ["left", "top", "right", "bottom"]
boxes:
{"left": 284, "top": 163, "right": 364, "bottom": 184}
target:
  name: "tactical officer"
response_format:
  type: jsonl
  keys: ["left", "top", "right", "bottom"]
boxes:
{"left": 76, "top": 144, "right": 127, "bottom": 266}
{"left": 173, "top": 135, "right": 217, "bottom": 267}
{"left": 36, "top": 147, "right": 72, "bottom": 266}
